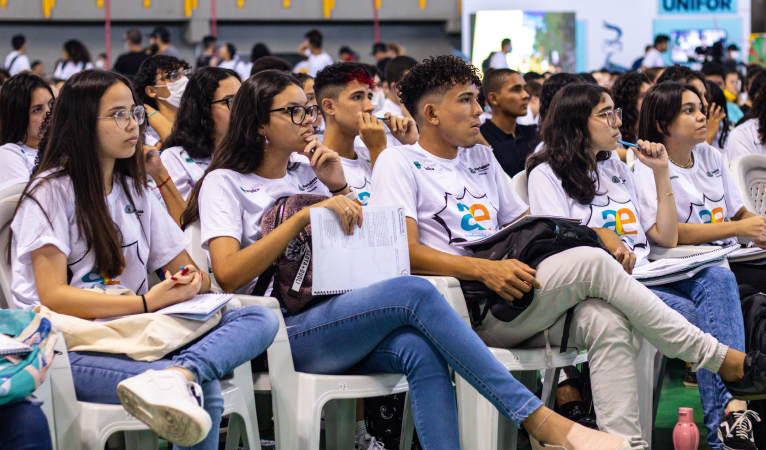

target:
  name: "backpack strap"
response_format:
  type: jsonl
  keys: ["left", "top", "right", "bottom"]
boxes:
{"left": 250, "top": 264, "right": 276, "bottom": 296}
{"left": 4, "top": 54, "right": 19, "bottom": 71}
{"left": 559, "top": 306, "right": 576, "bottom": 353}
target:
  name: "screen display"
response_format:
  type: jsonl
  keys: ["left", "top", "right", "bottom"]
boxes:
{"left": 471, "top": 10, "right": 577, "bottom": 74}
{"left": 670, "top": 29, "right": 727, "bottom": 63}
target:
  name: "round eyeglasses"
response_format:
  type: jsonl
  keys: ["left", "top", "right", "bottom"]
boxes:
{"left": 269, "top": 105, "right": 319, "bottom": 125}
{"left": 97, "top": 105, "right": 146, "bottom": 129}
{"left": 153, "top": 69, "right": 192, "bottom": 85}
{"left": 211, "top": 96, "right": 234, "bottom": 111}
{"left": 592, "top": 107, "right": 622, "bottom": 127}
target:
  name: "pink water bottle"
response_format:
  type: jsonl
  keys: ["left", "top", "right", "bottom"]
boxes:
{"left": 673, "top": 407, "right": 699, "bottom": 450}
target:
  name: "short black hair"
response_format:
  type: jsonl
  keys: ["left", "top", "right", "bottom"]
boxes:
{"left": 523, "top": 71, "right": 543, "bottom": 83}
{"left": 202, "top": 35, "right": 216, "bottom": 50}
{"left": 526, "top": 80, "right": 542, "bottom": 97}
{"left": 656, "top": 64, "right": 692, "bottom": 84}
{"left": 294, "top": 72, "right": 313, "bottom": 88}
{"left": 31, "top": 60, "right": 42, "bottom": 69}
{"left": 225, "top": 43, "right": 237, "bottom": 59}
{"left": 126, "top": 29, "right": 142, "bottom": 46}
{"left": 250, "top": 43, "right": 271, "bottom": 63}
{"left": 249, "top": 56, "right": 293, "bottom": 76}
{"left": 11, "top": 35, "right": 25, "bottom": 51}
{"left": 728, "top": 44, "right": 740, "bottom": 52}
{"left": 398, "top": 55, "right": 482, "bottom": 121}
{"left": 482, "top": 68, "right": 519, "bottom": 98}
{"left": 577, "top": 72, "right": 598, "bottom": 85}
{"left": 151, "top": 26, "right": 171, "bottom": 44}
{"left": 701, "top": 64, "right": 726, "bottom": 80}
{"left": 385, "top": 56, "right": 418, "bottom": 86}
{"left": 654, "top": 34, "right": 670, "bottom": 46}
{"left": 314, "top": 62, "right": 374, "bottom": 108}
{"left": 362, "top": 63, "right": 383, "bottom": 82}
{"left": 501, "top": 38, "right": 511, "bottom": 47}
{"left": 305, "top": 29, "right": 323, "bottom": 49}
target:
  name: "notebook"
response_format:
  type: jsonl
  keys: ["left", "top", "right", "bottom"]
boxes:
{"left": 0, "top": 334, "right": 32, "bottom": 356}
{"left": 631, "top": 246, "right": 737, "bottom": 285}
{"left": 154, "top": 293, "right": 234, "bottom": 321}
{"left": 728, "top": 246, "right": 766, "bottom": 264}
{"left": 310, "top": 205, "right": 410, "bottom": 295}
{"left": 453, "top": 215, "right": 582, "bottom": 248}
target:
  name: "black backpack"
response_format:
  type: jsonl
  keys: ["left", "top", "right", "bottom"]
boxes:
{"left": 459, "top": 217, "right": 612, "bottom": 327}
{"left": 482, "top": 52, "right": 497, "bottom": 73}
{"left": 739, "top": 285, "right": 766, "bottom": 448}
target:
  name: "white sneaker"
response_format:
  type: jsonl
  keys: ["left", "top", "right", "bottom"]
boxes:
{"left": 117, "top": 369, "right": 212, "bottom": 447}
{"left": 354, "top": 432, "right": 387, "bottom": 450}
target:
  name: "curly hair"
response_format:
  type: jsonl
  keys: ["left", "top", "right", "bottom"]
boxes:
{"left": 314, "top": 62, "right": 374, "bottom": 107}
{"left": 750, "top": 70, "right": 766, "bottom": 144}
{"left": 163, "top": 67, "right": 240, "bottom": 159}
{"left": 397, "top": 55, "right": 481, "bottom": 120}
{"left": 612, "top": 71, "right": 651, "bottom": 143}
{"left": 704, "top": 80, "right": 730, "bottom": 148}
{"left": 537, "top": 73, "right": 583, "bottom": 125}
{"left": 133, "top": 55, "right": 190, "bottom": 110}
{"left": 527, "top": 82, "right": 611, "bottom": 204}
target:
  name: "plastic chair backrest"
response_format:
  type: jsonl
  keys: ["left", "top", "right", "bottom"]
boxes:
{"left": 0, "top": 194, "right": 20, "bottom": 309}
{"left": 731, "top": 154, "right": 766, "bottom": 216}
{"left": 510, "top": 170, "right": 528, "bottom": 204}
{"left": 626, "top": 148, "right": 637, "bottom": 171}
{"left": 184, "top": 221, "right": 209, "bottom": 273}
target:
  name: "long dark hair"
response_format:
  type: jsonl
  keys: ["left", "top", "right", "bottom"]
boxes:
{"left": 612, "top": 71, "right": 651, "bottom": 144}
{"left": 537, "top": 73, "right": 585, "bottom": 125}
{"left": 163, "top": 67, "right": 240, "bottom": 158}
{"left": 527, "top": 83, "right": 612, "bottom": 204}
{"left": 750, "top": 71, "right": 766, "bottom": 144}
{"left": 0, "top": 73, "right": 54, "bottom": 146}
{"left": 181, "top": 70, "right": 301, "bottom": 229}
{"left": 8, "top": 70, "right": 146, "bottom": 278}
{"left": 638, "top": 82, "right": 704, "bottom": 146}
{"left": 704, "top": 80, "right": 730, "bottom": 148}
{"left": 63, "top": 40, "right": 91, "bottom": 64}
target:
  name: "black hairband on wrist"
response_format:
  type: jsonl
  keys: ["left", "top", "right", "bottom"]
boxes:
{"left": 330, "top": 183, "right": 348, "bottom": 194}
{"left": 141, "top": 294, "right": 148, "bottom": 313}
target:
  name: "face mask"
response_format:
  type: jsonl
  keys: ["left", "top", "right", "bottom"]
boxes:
{"left": 95, "top": 60, "right": 105, "bottom": 69}
{"left": 157, "top": 76, "right": 189, "bottom": 108}
{"left": 371, "top": 90, "right": 386, "bottom": 112}
{"left": 731, "top": 51, "right": 740, "bottom": 60}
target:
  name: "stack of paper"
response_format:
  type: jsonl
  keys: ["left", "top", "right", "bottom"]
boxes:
{"left": 728, "top": 247, "right": 766, "bottom": 264}
{"left": 632, "top": 246, "right": 737, "bottom": 285}
{"left": 154, "top": 293, "right": 233, "bottom": 321}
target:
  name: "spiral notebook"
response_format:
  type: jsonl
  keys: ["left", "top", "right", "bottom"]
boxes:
{"left": 0, "top": 334, "right": 32, "bottom": 356}
{"left": 311, "top": 206, "right": 410, "bottom": 295}
{"left": 632, "top": 246, "right": 737, "bottom": 285}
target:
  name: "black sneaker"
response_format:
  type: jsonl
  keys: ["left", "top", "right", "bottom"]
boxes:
{"left": 558, "top": 401, "right": 599, "bottom": 430}
{"left": 683, "top": 365, "right": 698, "bottom": 388}
{"left": 724, "top": 351, "right": 766, "bottom": 400}
{"left": 718, "top": 410, "right": 760, "bottom": 450}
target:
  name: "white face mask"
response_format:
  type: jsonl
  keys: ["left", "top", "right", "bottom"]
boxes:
{"left": 731, "top": 51, "right": 740, "bottom": 60}
{"left": 95, "top": 60, "right": 105, "bottom": 69}
{"left": 371, "top": 90, "right": 386, "bottom": 112}
{"left": 158, "top": 76, "right": 189, "bottom": 108}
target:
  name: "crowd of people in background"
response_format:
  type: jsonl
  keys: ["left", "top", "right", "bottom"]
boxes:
{"left": 5, "top": 26, "right": 766, "bottom": 450}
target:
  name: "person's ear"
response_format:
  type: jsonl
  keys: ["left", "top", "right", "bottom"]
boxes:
{"left": 321, "top": 98, "right": 336, "bottom": 118}
{"left": 487, "top": 92, "right": 499, "bottom": 106}
{"left": 423, "top": 103, "right": 439, "bottom": 126}
{"left": 145, "top": 85, "right": 158, "bottom": 99}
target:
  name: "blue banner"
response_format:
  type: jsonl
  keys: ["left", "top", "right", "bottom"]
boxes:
{"left": 658, "top": 0, "right": 737, "bottom": 14}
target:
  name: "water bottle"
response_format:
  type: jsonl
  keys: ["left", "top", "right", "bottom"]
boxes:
{"left": 673, "top": 407, "right": 699, "bottom": 450}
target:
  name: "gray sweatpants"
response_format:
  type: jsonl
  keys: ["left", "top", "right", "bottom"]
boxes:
{"left": 474, "top": 247, "right": 728, "bottom": 450}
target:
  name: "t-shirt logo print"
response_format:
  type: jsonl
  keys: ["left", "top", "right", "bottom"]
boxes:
{"left": 587, "top": 197, "right": 646, "bottom": 251}
{"left": 433, "top": 188, "right": 497, "bottom": 244}
{"left": 686, "top": 194, "right": 727, "bottom": 223}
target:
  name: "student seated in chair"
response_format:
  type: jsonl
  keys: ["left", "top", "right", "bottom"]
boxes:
{"left": 368, "top": 55, "right": 766, "bottom": 450}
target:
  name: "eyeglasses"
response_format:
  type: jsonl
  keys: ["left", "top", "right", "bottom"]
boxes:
{"left": 269, "top": 105, "right": 319, "bottom": 125}
{"left": 97, "top": 105, "right": 146, "bottom": 129}
{"left": 211, "top": 96, "right": 234, "bottom": 111}
{"left": 153, "top": 69, "right": 192, "bottom": 85}
{"left": 592, "top": 107, "right": 622, "bottom": 127}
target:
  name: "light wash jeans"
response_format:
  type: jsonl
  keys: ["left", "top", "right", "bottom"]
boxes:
{"left": 474, "top": 247, "right": 729, "bottom": 450}
{"left": 68, "top": 305, "right": 279, "bottom": 450}
{"left": 651, "top": 266, "right": 745, "bottom": 450}
{"left": 284, "top": 276, "right": 545, "bottom": 450}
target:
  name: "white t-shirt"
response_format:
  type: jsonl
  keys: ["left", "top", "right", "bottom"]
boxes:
{"left": 53, "top": 61, "right": 94, "bottom": 80}
{"left": 340, "top": 152, "right": 372, "bottom": 205}
{"left": 374, "top": 98, "right": 403, "bottom": 119}
{"left": 517, "top": 108, "right": 538, "bottom": 126}
{"left": 11, "top": 172, "right": 189, "bottom": 310}
{"left": 3, "top": 51, "right": 30, "bottom": 75}
{"left": 369, "top": 143, "right": 528, "bottom": 257}
{"left": 489, "top": 52, "right": 509, "bottom": 69}
{"left": 529, "top": 155, "right": 651, "bottom": 266}
{"left": 633, "top": 143, "right": 745, "bottom": 247}
{"left": 0, "top": 143, "right": 38, "bottom": 190}
{"left": 298, "top": 50, "right": 333, "bottom": 77}
{"left": 643, "top": 48, "right": 666, "bottom": 68}
{"left": 218, "top": 58, "right": 249, "bottom": 82}
{"left": 725, "top": 119, "right": 766, "bottom": 162}
{"left": 144, "top": 125, "right": 161, "bottom": 147}
{"left": 161, "top": 146, "right": 210, "bottom": 200}
{"left": 198, "top": 161, "right": 331, "bottom": 295}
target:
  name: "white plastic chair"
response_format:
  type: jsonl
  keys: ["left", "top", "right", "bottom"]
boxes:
{"left": 238, "top": 294, "right": 415, "bottom": 450}
{"left": 420, "top": 276, "right": 657, "bottom": 449}
{"left": 730, "top": 154, "right": 766, "bottom": 216}
{"left": 510, "top": 170, "right": 528, "bottom": 204}
{"left": 185, "top": 221, "right": 222, "bottom": 292}
{"left": 0, "top": 195, "right": 260, "bottom": 450}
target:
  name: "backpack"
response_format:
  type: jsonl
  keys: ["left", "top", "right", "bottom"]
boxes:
{"left": 459, "top": 217, "right": 612, "bottom": 327}
{"left": 482, "top": 52, "right": 496, "bottom": 73}
{"left": 0, "top": 310, "right": 58, "bottom": 406}
{"left": 738, "top": 285, "right": 766, "bottom": 448}
{"left": 254, "top": 194, "right": 332, "bottom": 314}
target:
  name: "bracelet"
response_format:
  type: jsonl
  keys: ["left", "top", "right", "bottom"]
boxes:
{"left": 147, "top": 110, "right": 159, "bottom": 118}
{"left": 329, "top": 183, "right": 348, "bottom": 194}
{"left": 141, "top": 294, "right": 148, "bottom": 313}
{"left": 656, "top": 191, "right": 675, "bottom": 200}
{"left": 154, "top": 175, "right": 171, "bottom": 190}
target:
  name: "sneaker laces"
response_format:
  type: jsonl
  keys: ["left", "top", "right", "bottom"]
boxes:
{"left": 366, "top": 436, "right": 386, "bottom": 450}
{"left": 727, "top": 410, "right": 761, "bottom": 440}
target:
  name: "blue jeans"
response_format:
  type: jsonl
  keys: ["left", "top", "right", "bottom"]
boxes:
{"left": 285, "top": 276, "right": 544, "bottom": 450}
{"left": 0, "top": 400, "right": 53, "bottom": 450}
{"left": 68, "top": 305, "right": 279, "bottom": 450}
{"left": 650, "top": 266, "right": 745, "bottom": 450}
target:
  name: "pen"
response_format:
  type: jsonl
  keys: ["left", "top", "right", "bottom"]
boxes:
{"left": 375, "top": 117, "right": 391, "bottom": 121}
{"left": 147, "top": 151, "right": 160, "bottom": 156}
{"left": 617, "top": 140, "right": 640, "bottom": 149}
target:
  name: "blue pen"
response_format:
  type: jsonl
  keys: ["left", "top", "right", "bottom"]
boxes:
{"left": 617, "top": 140, "right": 640, "bottom": 149}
